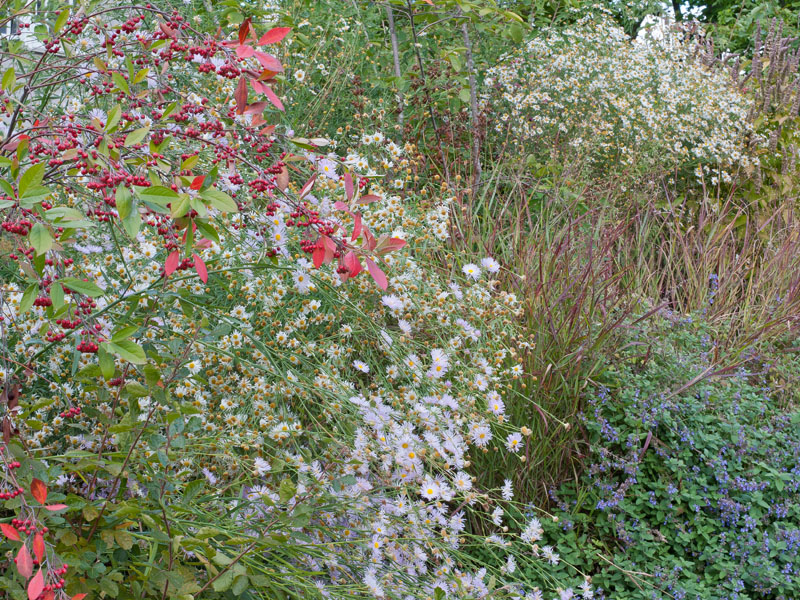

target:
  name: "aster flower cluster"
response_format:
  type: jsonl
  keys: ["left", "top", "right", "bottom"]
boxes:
{"left": 482, "top": 11, "right": 758, "bottom": 187}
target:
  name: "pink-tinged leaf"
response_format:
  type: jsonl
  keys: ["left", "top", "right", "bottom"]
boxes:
{"left": 351, "top": 212, "right": 363, "bottom": 242}
{"left": 190, "top": 175, "right": 205, "bottom": 191}
{"left": 164, "top": 250, "right": 180, "bottom": 278}
{"left": 17, "top": 544, "right": 33, "bottom": 579}
{"left": 355, "top": 194, "right": 381, "bottom": 205}
{"left": 344, "top": 172, "right": 354, "bottom": 201}
{"left": 343, "top": 251, "right": 362, "bottom": 277}
{"left": 196, "top": 238, "right": 213, "bottom": 250}
{"left": 375, "top": 236, "right": 407, "bottom": 255}
{"left": 234, "top": 76, "right": 248, "bottom": 115}
{"left": 1, "top": 523, "right": 20, "bottom": 541}
{"left": 365, "top": 257, "right": 388, "bottom": 290}
{"left": 322, "top": 235, "right": 336, "bottom": 264}
{"left": 332, "top": 201, "right": 350, "bottom": 212}
{"left": 251, "top": 79, "right": 269, "bottom": 94}
{"left": 254, "top": 51, "right": 283, "bottom": 72}
{"left": 299, "top": 174, "right": 317, "bottom": 199}
{"left": 362, "top": 227, "right": 376, "bottom": 251}
{"left": 238, "top": 18, "right": 252, "bottom": 45}
{"left": 32, "top": 534, "right": 44, "bottom": 563}
{"left": 236, "top": 44, "right": 255, "bottom": 59}
{"left": 262, "top": 85, "right": 284, "bottom": 111}
{"left": 42, "top": 592, "right": 55, "bottom": 600}
{"left": 193, "top": 253, "right": 208, "bottom": 283}
{"left": 44, "top": 504, "right": 68, "bottom": 511}
{"left": 28, "top": 568, "right": 44, "bottom": 600}
{"left": 244, "top": 101, "right": 269, "bottom": 116}
{"left": 72, "top": 595, "right": 88, "bottom": 600}
{"left": 260, "top": 124, "right": 277, "bottom": 136}
{"left": 258, "top": 27, "right": 291, "bottom": 45}
{"left": 30, "top": 479, "right": 47, "bottom": 504}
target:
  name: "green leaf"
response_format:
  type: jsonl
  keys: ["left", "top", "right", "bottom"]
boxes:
{"left": 105, "top": 105, "right": 122, "bottom": 132}
{"left": 279, "top": 478, "right": 296, "bottom": 503}
{"left": 60, "top": 277, "right": 104, "bottom": 297}
{"left": 124, "top": 125, "right": 150, "bottom": 148}
{"left": 124, "top": 382, "right": 150, "bottom": 398}
{"left": 54, "top": 7, "right": 70, "bottom": 34}
{"left": 112, "top": 72, "right": 130, "bottom": 95}
{"left": 19, "top": 284, "right": 38, "bottom": 314}
{"left": 49, "top": 282, "right": 64, "bottom": 309}
{"left": 195, "top": 220, "right": 220, "bottom": 244}
{"left": 212, "top": 570, "right": 234, "bottom": 592}
{"left": 116, "top": 185, "right": 132, "bottom": 219}
{"left": 19, "top": 185, "right": 52, "bottom": 208}
{"left": 102, "top": 340, "right": 146, "bottom": 364}
{"left": 19, "top": 163, "right": 45, "bottom": 197}
{"left": 509, "top": 23, "right": 523, "bottom": 44}
{"left": 171, "top": 194, "right": 191, "bottom": 219}
{"left": 232, "top": 574, "right": 249, "bottom": 595}
{"left": 29, "top": 223, "right": 53, "bottom": 255}
{"left": 1, "top": 67, "right": 16, "bottom": 92}
{"left": 98, "top": 346, "right": 115, "bottom": 380}
{"left": 200, "top": 188, "right": 238, "bottom": 213}
{"left": 137, "top": 185, "right": 178, "bottom": 206}
{"left": 458, "top": 88, "right": 471, "bottom": 103}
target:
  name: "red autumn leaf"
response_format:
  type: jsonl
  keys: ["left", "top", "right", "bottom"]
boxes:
{"left": 72, "top": 595, "right": 88, "bottom": 600}
{"left": 30, "top": 478, "right": 47, "bottom": 504}
{"left": 262, "top": 85, "right": 284, "bottom": 111}
{"left": 17, "top": 544, "right": 33, "bottom": 579}
{"left": 42, "top": 592, "right": 55, "bottom": 600}
{"left": 251, "top": 113, "right": 267, "bottom": 127}
{"left": 193, "top": 253, "right": 208, "bottom": 283}
{"left": 258, "top": 27, "right": 291, "bottom": 45}
{"left": 236, "top": 44, "right": 255, "bottom": 59}
{"left": 1, "top": 523, "right": 20, "bottom": 541}
{"left": 238, "top": 18, "right": 252, "bottom": 45}
{"left": 312, "top": 243, "right": 326, "bottom": 269}
{"left": 355, "top": 194, "right": 381, "bottom": 205}
{"left": 244, "top": 101, "right": 270, "bottom": 115}
{"left": 333, "top": 201, "right": 350, "bottom": 213}
{"left": 260, "top": 125, "right": 277, "bottom": 136}
{"left": 28, "top": 568, "right": 44, "bottom": 600}
{"left": 344, "top": 172, "right": 354, "bottom": 201}
{"left": 365, "top": 257, "right": 388, "bottom": 290}
{"left": 164, "top": 250, "right": 180, "bottom": 278}
{"left": 251, "top": 79, "right": 269, "bottom": 94}
{"left": 44, "top": 504, "right": 68, "bottom": 511}
{"left": 190, "top": 175, "right": 205, "bottom": 191}
{"left": 234, "top": 76, "right": 248, "bottom": 115}
{"left": 343, "top": 251, "right": 362, "bottom": 277}
{"left": 32, "top": 533, "right": 44, "bottom": 563}
{"left": 351, "top": 212, "right": 363, "bottom": 242}
{"left": 254, "top": 51, "right": 283, "bottom": 72}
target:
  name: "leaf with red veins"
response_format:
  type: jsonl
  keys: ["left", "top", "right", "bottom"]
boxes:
{"left": 17, "top": 544, "right": 33, "bottom": 579}
{"left": 1, "top": 523, "right": 20, "bottom": 541}
{"left": 333, "top": 201, "right": 350, "bottom": 213}
{"left": 254, "top": 52, "right": 283, "bottom": 72}
{"left": 262, "top": 85, "right": 284, "bottom": 111}
{"left": 312, "top": 243, "right": 326, "bottom": 269}
{"left": 322, "top": 235, "right": 337, "bottom": 264}
{"left": 193, "top": 253, "right": 208, "bottom": 283}
{"left": 164, "top": 250, "right": 180, "bottom": 278}
{"left": 28, "top": 568, "right": 44, "bottom": 600}
{"left": 30, "top": 478, "right": 47, "bottom": 504}
{"left": 32, "top": 534, "right": 44, "bottom": 563}
{"left": 251, "top": 79, "right": 269, "bottom": 94}
{"left": 259, "top": 27, "right": 291, "bottom": 45}
{"left": 365, "top": 257, "right": 388, "bottom": 290}
{"left": 234, "top": 76, "right": 248, "bottom": 114}
{"left": 344, "top": 251, "right": 362, "bottom": 277}
{"left": 355, "top": 194, "right": 381, "bottom": 205}
{"left": 362, "top": 227, "right": 377, "bottom": 252}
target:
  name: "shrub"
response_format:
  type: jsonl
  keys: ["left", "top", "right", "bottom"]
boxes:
{"left": 544, "top": 317, "right": 800, "bottom": 599}
{"left": 482, "top": 12, "right": 756, "bottom": 190}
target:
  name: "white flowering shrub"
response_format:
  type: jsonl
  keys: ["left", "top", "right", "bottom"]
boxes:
{"left": 483, "top": 12, "right": 757, "bottom": 186}
{"left": 0, "top": 3, "right": 590, "bottom": 599}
